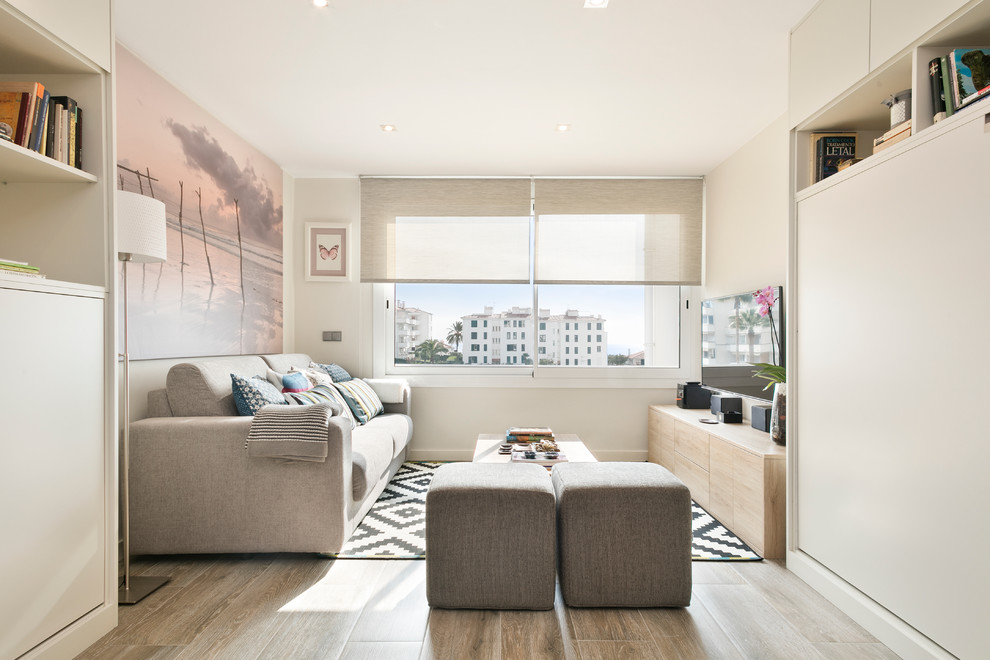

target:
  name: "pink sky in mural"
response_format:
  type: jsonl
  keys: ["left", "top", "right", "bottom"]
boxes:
{"left": 116, "top": 44, "right": 283, "bottom": 359}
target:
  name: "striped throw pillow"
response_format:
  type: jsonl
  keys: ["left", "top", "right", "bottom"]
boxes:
{"left": 285, "top": 384, "right": 356, "bottom": 429}
{"left": 333, "top": 379, "right": 385, "bottom": 425}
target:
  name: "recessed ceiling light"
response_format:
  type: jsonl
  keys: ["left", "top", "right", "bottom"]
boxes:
{"left": 556, "top": 124, "right": 571, "bottom": 132}
{"left": 380, "top": 124, "right": 397, "bottom": 132}
{"left": 584, "top": 0, "right": 609, "bottom": 8}
{"left": 312, "top": 0, "right": 328, "bottom": 7}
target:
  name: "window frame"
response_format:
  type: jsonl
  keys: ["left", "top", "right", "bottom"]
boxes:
{"left": 373, "top": 283, "right": 701, "bottom": 388}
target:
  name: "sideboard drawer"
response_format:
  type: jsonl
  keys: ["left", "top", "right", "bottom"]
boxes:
{"left": 675, "top": 452, "right": 710, "bottom": 509}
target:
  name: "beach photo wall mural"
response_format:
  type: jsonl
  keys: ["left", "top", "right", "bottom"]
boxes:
{"left": 115, "top": 45, "right": 283, "bottom": 359}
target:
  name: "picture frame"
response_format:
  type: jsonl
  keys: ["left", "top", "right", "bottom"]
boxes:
{"left": 306, "top": 222, "right": 350, "bottom": 282}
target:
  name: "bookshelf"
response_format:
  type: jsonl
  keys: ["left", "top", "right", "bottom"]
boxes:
{"left": 0, "top": 1, "right": 117, "bottom": 659}
{"left": 791, "top": 0, "right": 990, "bottom": 194}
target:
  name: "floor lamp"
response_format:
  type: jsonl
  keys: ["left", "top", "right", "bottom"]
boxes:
{"left": 116, "top": 190, "right": 170, "bottom": 604}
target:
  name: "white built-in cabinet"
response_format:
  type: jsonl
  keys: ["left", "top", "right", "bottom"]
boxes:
{"left": 789, "top": 2, "right": 990, "bottom": 659}
{"left": 0, "top": 1, "right": 117, "bottom": 658}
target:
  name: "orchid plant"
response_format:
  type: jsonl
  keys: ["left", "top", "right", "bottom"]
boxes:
{"left": 751, "top": 286, "right": 785, "bottom": 389}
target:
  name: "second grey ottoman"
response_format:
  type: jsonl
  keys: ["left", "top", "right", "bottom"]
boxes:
{"left": 552, "top": 462, "right": 692, "bottom": 607}
{"left": 425, "top": 462, "right": 556, "bottom": 610}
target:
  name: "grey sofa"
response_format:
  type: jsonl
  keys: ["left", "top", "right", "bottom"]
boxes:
{"left": 128, "top": 353, "right": 413, "bottom": 555}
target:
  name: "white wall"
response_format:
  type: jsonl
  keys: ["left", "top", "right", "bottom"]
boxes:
{"left": 704, "top": 113, "right": 790, "bottom": 298}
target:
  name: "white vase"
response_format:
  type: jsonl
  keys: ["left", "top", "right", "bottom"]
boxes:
{"left": 770, "top": 382, "right": 786, "bottom": 445}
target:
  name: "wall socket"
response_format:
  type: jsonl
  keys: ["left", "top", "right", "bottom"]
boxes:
{"left": 323, "top": 331, "right": 342, "bottom": 342}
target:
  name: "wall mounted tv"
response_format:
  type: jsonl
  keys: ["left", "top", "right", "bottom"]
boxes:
{"left": 700, "top": 287, "right": 783, "bottom": 402}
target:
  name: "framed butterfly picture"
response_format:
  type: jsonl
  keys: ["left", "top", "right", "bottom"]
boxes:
{"left": 305, "top": 222, "right": 350, "bottom": 281}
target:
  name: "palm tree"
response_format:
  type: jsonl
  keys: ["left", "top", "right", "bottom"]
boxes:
{"left": 727, "top": 308, "right": 768, "bottom": 363}
{"left": 446, "top": 321, "right": 463, "bottom": 352}
{"left": 414, "top": 339, "right": 450, "bottom": 364}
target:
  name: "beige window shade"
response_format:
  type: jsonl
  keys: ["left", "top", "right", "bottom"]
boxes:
{"left": 361, "top": 178, "right": 532, "bottom": 283}
{"left": 534, "top": 178, "right": 703, "bottom": 285}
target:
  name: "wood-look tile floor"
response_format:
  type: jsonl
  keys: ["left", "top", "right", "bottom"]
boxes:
{"left": 79, "top": 556, "right": 901, "bottom": 659}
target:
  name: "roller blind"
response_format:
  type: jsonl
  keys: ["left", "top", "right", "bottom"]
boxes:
{"left": 533, "top": 178, "right": 703, "bottom": 285}
{"left": 360, "top": 178, "right": 532, "bottom": 283}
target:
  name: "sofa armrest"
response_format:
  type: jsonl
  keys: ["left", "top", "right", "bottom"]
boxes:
{"left": 128, "top": 414, "right": 356, "bottom": 554}
{"left": 364, "top": 378, "right": 411, "bottom": 416}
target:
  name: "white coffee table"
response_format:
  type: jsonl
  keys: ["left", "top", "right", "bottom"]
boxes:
{"left": 473, "top": 433, "right": 598, "bottom": 463}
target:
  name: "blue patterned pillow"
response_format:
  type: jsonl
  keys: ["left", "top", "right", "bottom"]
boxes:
{"left": 230, "top": 374, "right": 288, "bottom": 416}
{"left": 310, "top": 360, "right": 353, "bottom": 383}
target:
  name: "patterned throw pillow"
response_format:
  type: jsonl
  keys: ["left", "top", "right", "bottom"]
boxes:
{"left": 284, "top": 384, "right": 356, "bottom": 428}
{"left": 230, "top": 374, "right": 288, "bottom": 416}
{"left": 310, "top": 361, "right": 353, "bottom": 383}
{"left": 266, "top": 368, "right": 312, "bottom": 394}
{"left": 333, "top": 378, "right": 385, "bottom": 425}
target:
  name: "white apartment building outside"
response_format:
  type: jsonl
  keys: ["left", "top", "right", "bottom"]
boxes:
{"left": 394, "top": 300, "right": 433, "bottom": 361}
{"left": 462, "top": 306, "right": 607, "bottom": 366}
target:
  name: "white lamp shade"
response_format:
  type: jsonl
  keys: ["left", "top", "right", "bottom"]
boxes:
{"left": 117, "top": 190, "right": 167, "bottom": 263}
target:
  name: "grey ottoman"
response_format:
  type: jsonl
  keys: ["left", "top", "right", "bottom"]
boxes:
{"left": 552, "top": 462, "right": 692, "bottom": 607}
{"left": 425, "top": 462, "right": 556, "bottom": 610}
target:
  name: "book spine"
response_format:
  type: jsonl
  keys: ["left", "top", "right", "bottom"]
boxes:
{"left": 31, "top": 87, "right": 51, "bottom": 152}
{"left": 44, "top": 100, "right": 56, "bottom": 158}
{"left": 928, "top": 57, "right": 947, "bottom": 122}
{"left": 74, "top": 105, "right": 82, "bottom": 169}
{"left": 940, "top": 55, "right": 955, "bottom": 118}
{"left": 14, "top": 91, "right": 30, "bottom": 145}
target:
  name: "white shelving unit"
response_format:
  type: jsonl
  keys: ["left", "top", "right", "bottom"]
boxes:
{"left": 0, "top": 1, "right": 117, "bottom": 658}
{"left": 788, "top": 2, "right": 990, "bottom": 659}
{"left": 792, "top": 0, "right": 990, "bottom": 194}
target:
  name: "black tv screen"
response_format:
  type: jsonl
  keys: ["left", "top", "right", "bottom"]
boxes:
{"left": 700, "top": 286, "right": 784, "bottom": 402}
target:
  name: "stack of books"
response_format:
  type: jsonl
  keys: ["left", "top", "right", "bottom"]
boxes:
{"left": 0, "top": 257, "right": 44, "bottom": 280}
{"left": 873, "top": 119, "right": 912, "bottom": 154}
{"left": 505, "top": 427, "right": 555, "bottom": 443}
{"left": 0, "top": 81, "right": 82, "bottom": 168}
{"left": 928, "top": 48, "right": 990, "bottom": 124}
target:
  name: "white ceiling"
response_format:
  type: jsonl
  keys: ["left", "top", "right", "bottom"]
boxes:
{"left": 115, "top": 0, "right": 817, "bottom": 178}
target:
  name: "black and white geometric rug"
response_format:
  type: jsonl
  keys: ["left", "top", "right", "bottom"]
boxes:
{"left": 332, "top": 461, "right": 762, "bottom": 561}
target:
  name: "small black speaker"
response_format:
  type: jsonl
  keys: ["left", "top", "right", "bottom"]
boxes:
{"left": 720, "top": 410, "right": 743, "bottom": 424}
{"left": 677, "top": 382, "right": 712, "bottom": 409}
{"left": 751, "top": 404, "right": 772, "bottom": 432}
{"left": 710, "top": 394, "right": 742, "bottom": 416}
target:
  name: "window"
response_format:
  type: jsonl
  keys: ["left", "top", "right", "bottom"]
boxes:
{"left": 367, "top": 177, "right": 701, "bottom": 376}
{"left": 507, "top": 344, "right": 517, "bottom": 352}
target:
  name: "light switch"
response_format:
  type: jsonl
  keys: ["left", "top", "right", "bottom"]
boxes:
{"left": 323, "top": 331, "right": 342, "bottom": 342}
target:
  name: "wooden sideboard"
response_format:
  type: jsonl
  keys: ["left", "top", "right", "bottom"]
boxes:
{"left": 648, "top": 405, "right": 786, "bottom": 558}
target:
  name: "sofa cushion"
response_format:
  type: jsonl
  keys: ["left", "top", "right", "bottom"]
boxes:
{"left": 351, "top": 428, "right": 395, "bottom": 501}
{"left": 366, "top": 412, "right": 414, "bottom": 458}
{"left": 311, "top": 361, "right": 353, "bottom": 383}
{"left": 334, "top": 379, "right": 385, "bottom": 425}
{"left": 230, "top": 374, "right": 288, "bottom": 416}
{"left": 166, "top": 356, "right": 269, "bottom": 416}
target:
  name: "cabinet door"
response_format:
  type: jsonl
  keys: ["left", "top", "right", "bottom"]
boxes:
{"left": 789, "top": 0, "right": 870, "bottom": 127}
{"left": 674, "top": 420, "right": 709, "bottom": 471}
{"left": 732, "top": 449, "right": 764, "bottom": 557}
{"left": 708, "top": 436, "right": 734, "bottom": 527}
{"left": 6, "top": 0, "right": 112, "bottom": 70}
{"left": 795, "top": 112, "right": 990, "bottom": 659}
{"left": 0, "top": 287, "right": 105, "bottom": 660}
{"left": 870, "top": 0, "right": 969, "bottom": 70}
